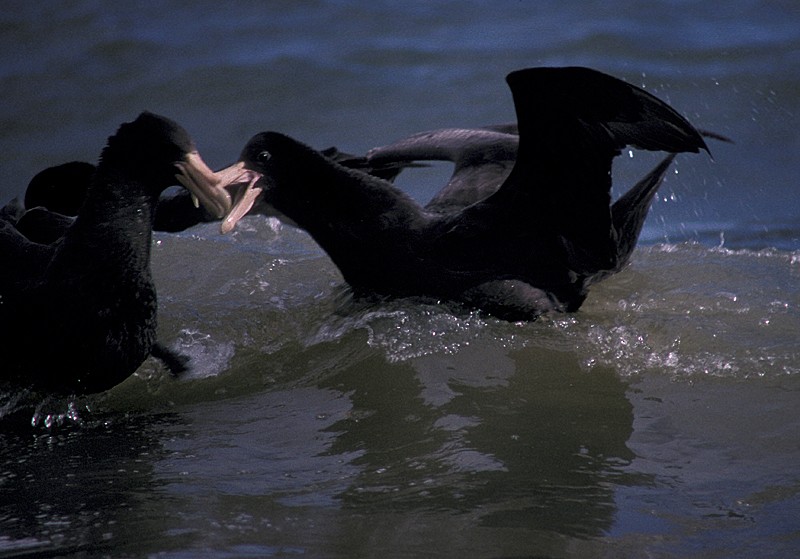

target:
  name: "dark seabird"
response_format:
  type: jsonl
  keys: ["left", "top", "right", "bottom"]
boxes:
{"left": 224, "top": 67, "right": 711, "bottom": 320}
{"left": 24, "top": 161, "right": 96, "bottom": 216}
{"left": 0, "top": 162, "right": 97, "bottom": 244}
{"left": 0, "top": 112, "right": 234, "bottom": 394}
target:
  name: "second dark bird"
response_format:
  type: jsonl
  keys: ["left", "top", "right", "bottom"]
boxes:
{"left": 216, "top": 67, "right": 713, "bottom": 321}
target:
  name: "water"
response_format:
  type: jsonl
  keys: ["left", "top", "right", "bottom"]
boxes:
{"left": 1, "top": 2, "right": 799, "bottom": 558}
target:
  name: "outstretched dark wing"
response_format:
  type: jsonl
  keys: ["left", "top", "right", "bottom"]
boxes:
{"left": 484, "top": 66, "right": 707, "bottom": 274}
{"left": 506, "top": 66, "right": 708, "bottom": 156}
{"left": 321, "top": 146, "right": 427, "bottom": 183}
{"left": 367, "top": 127, "right": 518, "bottom": 213}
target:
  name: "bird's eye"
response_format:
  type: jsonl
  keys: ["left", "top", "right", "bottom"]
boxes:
{"left": 257, "top": 150, "right": 272, "bottom": 163}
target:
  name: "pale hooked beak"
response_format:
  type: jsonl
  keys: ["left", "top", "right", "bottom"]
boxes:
{"left": 174, "top": 151, "right": 237, "bottom": 219}
{"left": 212, "top": 161, "right": 264, "bottom": 234}
{"left": 175, "top": 151, "right": 261, "bottom": 221}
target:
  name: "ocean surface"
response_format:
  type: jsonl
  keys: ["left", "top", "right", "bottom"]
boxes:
{"left": 1, "top": 2, "right": 799, "bottom": 558}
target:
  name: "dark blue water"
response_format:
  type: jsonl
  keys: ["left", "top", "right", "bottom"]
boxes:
{"left": 1, "top": 3, "right": 799, "bottom": 558}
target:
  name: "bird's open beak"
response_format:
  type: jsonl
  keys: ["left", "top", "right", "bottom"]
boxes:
{"left": 173, "top": 152, "right": 243, "bottom": 219}
{"left": 209, "top": 160, "right": 264, "bottom": 234}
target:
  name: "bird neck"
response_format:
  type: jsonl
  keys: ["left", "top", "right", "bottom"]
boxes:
{"left": 63, "top": 169, "right": 160, "bottom": 274}
{"left": 276, "top": 149, "right": 424, "bottom": 242}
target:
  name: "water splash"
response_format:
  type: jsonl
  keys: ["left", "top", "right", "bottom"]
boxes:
{"left": 169, "top": 329, "right": 236, "bottom": 380}
{"left": 30, "top": 399, "right": 84, "bottom": 429}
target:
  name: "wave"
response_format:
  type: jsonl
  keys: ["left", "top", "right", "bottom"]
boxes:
{"left": 2, "top": 220, "right": 797, "bottom": 425}
{"left": 153, "top": 223, "right": 800, "bottom": 384}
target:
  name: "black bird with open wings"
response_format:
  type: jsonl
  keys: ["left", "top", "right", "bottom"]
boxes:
{"left": 219, "top": 67, "right": 710, "bottom": 320}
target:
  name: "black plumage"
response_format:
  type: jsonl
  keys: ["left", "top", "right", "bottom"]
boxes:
{"left": 0, "top": 112, "right": 231, "bottom": 394}
{"left": 219, "top": 67, "right": 711, "bottom": 320}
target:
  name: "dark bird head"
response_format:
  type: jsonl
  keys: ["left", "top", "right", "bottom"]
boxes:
{"left": 102, "top": 112, "right": 195, "bottom": 187}
{"left": 214, "top": 132, "right": 306, "bottom": 233}
{"left": 98, "top": 111, "right": 232, "bottom": 218}
{"left": 214, "top": 131, "right": 422, "bottom": 239}
{"left": 224, "top": 131, "right": 333, "bottom": 232}
{"left": 237, "top": 131, "right": 295, "bottom": 180}
{"left": 24, "top": 161, "right": 95, "bottom": 216}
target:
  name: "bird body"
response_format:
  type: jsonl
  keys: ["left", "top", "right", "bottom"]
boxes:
{"left": 0, "top": 112, "right": 231, "bottom": 394}
{"left": 219, "top": 66, "right": 711, "bottom": 320}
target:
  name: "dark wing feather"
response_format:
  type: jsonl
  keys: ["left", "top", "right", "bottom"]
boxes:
{"left": 484, "top": 67, "right": 707, "bottom": 273}
{"left": 367, "top": 128, "right": 518, "bottom": 213}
